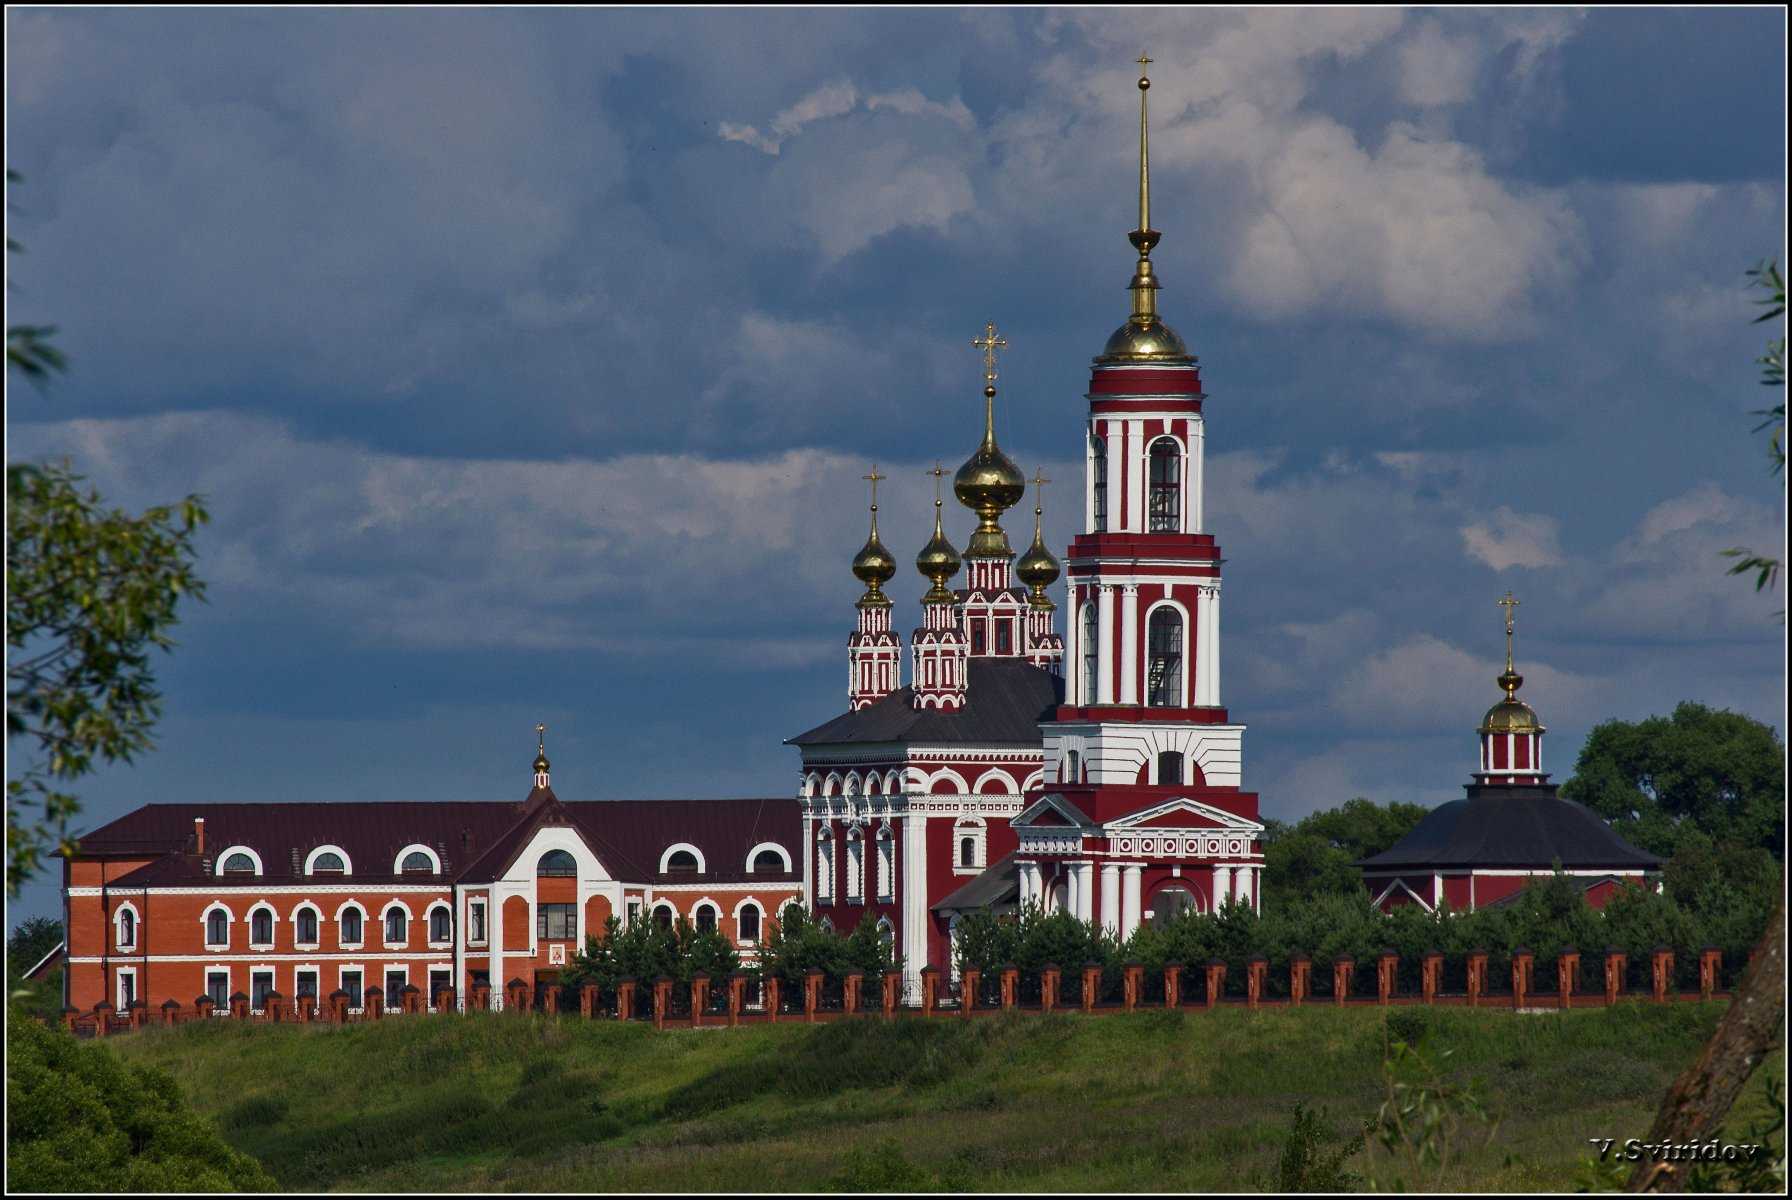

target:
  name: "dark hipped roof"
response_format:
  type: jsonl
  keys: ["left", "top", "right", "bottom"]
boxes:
{"left": 1356, "top": 786, "right": 1663, "bottom": 872}
{"left": 788, "top": 657, "right": 1063, "bottom": 747}
{"left": 933, "top": 853, "right": 1019, "bottom": 912}
{"left": 76, "top": 796, "right": 801, "bottom": 887}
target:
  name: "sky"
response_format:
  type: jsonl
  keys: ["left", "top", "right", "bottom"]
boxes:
{"left": 6, "top": 7, "right": 1786, "bottom": 927}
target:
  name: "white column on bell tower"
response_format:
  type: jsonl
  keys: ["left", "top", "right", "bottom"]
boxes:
{"left": 1120, "top": 584, "right": 1140, "bottom": 705}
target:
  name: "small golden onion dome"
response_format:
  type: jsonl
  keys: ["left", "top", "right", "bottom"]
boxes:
{"left": 1479, "top": 697, "right": 1544, "bottom": 735}
{"left": 852, "top": 522, "right": 896, "bottom": 608}
{"left": 532, "top": 723, "right": 550, "bottom": 775}
{"left": 1096, "top": 316, "right": 1192, "bottom": 364}
{"left": 1016, "top": 524, "right": 1060, "bottom": 608}
{"left": 533, "top": 748, "right": 551, "bottom": 773}
{"left": 954, "top": 385, "right": 1028, "bottom": 557}
{"left": 916, "top": 500, "right": 962, "bottom": 604}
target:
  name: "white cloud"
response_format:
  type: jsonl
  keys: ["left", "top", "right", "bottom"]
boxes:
{"left": 1398, "top": 21, "right": 1479, "bottom": 107}
{"left": 719, "top": 80, "right": 971, "bottom": 157}
{"left": 1461, "top": 506, "right": 1565, "bottom": 569}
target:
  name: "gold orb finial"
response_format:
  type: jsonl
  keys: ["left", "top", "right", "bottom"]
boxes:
{"left": 1479, "top": 592, "right": 1543, "bottom": 734}
{"left": 851, "top": 464, "right": 896, "bottom": 606}
{"left": 917, "top": 463, "right": 962, "bottom": 603}
{"left": 1015, "top": 467, "right": 1061, "bottom": 608}
{"left": 955, "top": 321, "right": 1027, "bottom": 557}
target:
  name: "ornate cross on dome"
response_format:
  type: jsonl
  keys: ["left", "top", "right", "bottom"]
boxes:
{"left": 1137, "top": 51, "right": 1152, "bottom": 72}
{"left": 1497, "top": 591, "right": 1521, "bottom": 683}
{"left": 927, "top": 461, "right": 946, "bottom": 504}
{"left": 1030, "top": 466, "right": 1051, "bottom": 513}
{"left": 972, "top": 322, "right": 1007, "bottom": 385}
{"left": 862, "top": 464, "right": 884, "bottom": 512}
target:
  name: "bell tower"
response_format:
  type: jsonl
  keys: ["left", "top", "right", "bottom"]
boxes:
{"left": 847, "top": 466, "right": 902, "bottom": 711}
{"left": 912, "top": 465, "right": 969, "bottom": 710}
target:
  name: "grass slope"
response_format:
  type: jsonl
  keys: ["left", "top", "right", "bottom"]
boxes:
{"left": 106, "top": 1004, "right": 1766, "bottom": 1192}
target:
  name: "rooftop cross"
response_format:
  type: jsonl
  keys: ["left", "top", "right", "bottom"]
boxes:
{"left": 1497, "top": 591, "right": 1520, "bottom": 670}
{"left": 972, "top": 321, "right": 1007, "bottom": 386}
{"left": 928, "top": 461, "right": 946, "bottom": 505}
{"left": 1030, "top": 466, "right": 1051, "bottom": 515}
{"left": 862, "top": 464, "right": 884, "bottom": 512}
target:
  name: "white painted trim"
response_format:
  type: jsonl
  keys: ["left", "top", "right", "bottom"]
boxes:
{"left": 303, "top": 845, "right": 353, "bottom": 875}
{"left": 731, "top": 897, "right": 765, "bottom": 945}
{"left": 334, "top": 899, "right": 368, "bottom": 948}
{"left": 393, "top": 844, "right": 442, "bottom": 876}
{"left": 1141, "top": 597, "right": 1192, "bottom": 709}
{"left": 214, "top": 845, "right": 264, "bottom": 876}
{"left": 115, "top": 964, "right": 138, "bottom": 1011}
{"left": 200, "top": 901, "right": 234, "bottom": 949}
{"left": 744, "top": 841, "right": 793, "bottom": 874}
{"left": 245, "top": 900, "right": 279, "bottom": 949}
{"left": 658, "top": 842, "right": 708, "bottom": 875}
{"left": 1371, "top": 877, "right": 1435, "bottom": 913}
{"left": 424, "top": 899, "right": 454, "bottom": 946}
{"left": 290, "top": 900, "right": 323, "bottom": 948}
{"left": 112, "top": 901, "right": 140, "bottom": 952}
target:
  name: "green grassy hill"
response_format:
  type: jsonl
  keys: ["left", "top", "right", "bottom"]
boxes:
{"left": 103, "top": 1004, "right": 1771, "bottom": 1192}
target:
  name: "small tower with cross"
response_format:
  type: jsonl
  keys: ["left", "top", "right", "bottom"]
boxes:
{"left": 1016, "top": 467, "right": 1066, "bottom": 673}
{"left": 847, "top": 465, "right": 904, "bottom": 711}
{"left": 912, "top": 463, "right": 970, "bottom": 710}
{"left": 954, "top": 321, "right": 1032, "bottom": 660}
{"left": 1475, "top": 591, "right": 1549, "bottom": 787}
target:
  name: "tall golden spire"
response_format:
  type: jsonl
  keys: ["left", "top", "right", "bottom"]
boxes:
{"left": 954, "top": 321, "right": 1027, "bottom": 557}
{"left": 917, "top": 463, "right": 963, "bottom": 603}
{"left": 1478, "top": 590, "right": 1543, "bottom": 734}
{"left": 1015, "top": 467, "right": 1061, "bottom": 609}
{"left": 851, "top": 465, "right": 896, "bottom": 608}
{"left": 1097, "top": 52, "right": 1192, "bottom": 364}
{"left": 1496, "top": 591, "right": 1522, "bottom": 698}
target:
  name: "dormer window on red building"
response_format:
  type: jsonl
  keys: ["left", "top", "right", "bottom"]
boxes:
{"left": 538, "top": 849, "right": 576, "bottom": 877}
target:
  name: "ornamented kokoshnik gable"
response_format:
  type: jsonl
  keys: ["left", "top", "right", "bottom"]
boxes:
{"left": 1357, "top": 594, "right": 1663, "bottom": 913}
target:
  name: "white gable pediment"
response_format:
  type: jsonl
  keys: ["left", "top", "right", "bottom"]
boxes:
{"left": 1102, "top": 796, "right": 1265, "bottom": 835}
{"left": 1013, "top": 793, "right": 1092, "bottom": 829}
{"left": 499, "top": 823, "right": 613, "bottom": 884}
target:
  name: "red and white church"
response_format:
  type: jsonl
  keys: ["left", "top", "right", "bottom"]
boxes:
{"left": 56, "top": 61, "right": 1652, "bottom": 1017}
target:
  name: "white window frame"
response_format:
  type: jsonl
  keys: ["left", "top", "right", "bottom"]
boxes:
{"left": 876, "top": 827, "right": 895, "bottom": 901}
{"left": 113, "top": 901, "right": 140, "bottom": 952}
{"left": 467, "top": 896, "right": 487, "bottom": 946}
{"left": 249, "top": 966, "right": 276, "bottom": 1015}
{"left": 205, "top": 967, "right": 232, "bottom": 1013}
{"left": 291, "top": 901, "right": 323, "bottom": 950}
{"left": 953, "top": 817, "right": 988, "bottom": 876}
{"left": 745, "top": 841, "right": 793, "bottom": 874}
{"left": 335, "top": 900, "right": 368, "bottom": 950}
{"left": 293, "top": 966, "right": 321, "bottom": 1006}
{"left": 393, "top": 843, "right": 441, "bottom": 876}
{"left": 658, "top": 842, "right": 707, "bottom": 875}
{"left": 115, "top": 965, "right": 138, "bottom": 1012}
{"left": 691, "top": 898, "right": 721, "bottom": 934}
{"left": 732, "top": 898, "right": 764, "bottom": 946}
{"left": 815, "top": 827, "right": 835, "bottom": 901}
{"left": 304, "top": 844, "right": 353, "bottom": 875}
{"left": 246, "top": 901, "right": 279, "bottom": 950}
{"left": 214, "top": 845, "right": 264, "bottom": 877}
{"left": 339, "top": 965, "right": 365, "bottom": 1014}
{"left": 649, "top": 900, "right": 678, "bottom": 930}
{"left": 425, "top": 900, "right": 454, "bottom": 947}
{"left": 426, "top": 965, "right": 454, "bottom": 1012}
{"left": 381, "top": 963, "right": 411, "bottom": 1008}
{"left": 201, "top": 901, "right": 234, "bottom": 950}
{"left": 845, "top": 827, "right": 865, "bottom": 903}
{"left": 381, "top": 900, "right": 413, "bottom": 949}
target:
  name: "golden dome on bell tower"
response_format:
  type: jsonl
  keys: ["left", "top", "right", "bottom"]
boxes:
{"left": 1015, "top": 468, "right": 1061, "bottom": 608}
{"left": 917, "top": 464, "right": 963, "bottom": 604}
{"left": 851, "top": 466, "right": 896, "bottom": 608}
{"left": 954, "top": 322, "right": 1027, "bottom": 558}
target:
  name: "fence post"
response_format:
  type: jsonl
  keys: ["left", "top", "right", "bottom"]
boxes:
{"left": 91, "top": 1001, "right": 114, "bottom": 1037}
{"left": 616, "top": 977, "right": 637, "bottom": 1022}
{"left": 1163, "top": 962, "right": 1182, "bottom": 1010}
{"left": 472, "top": 982, "right": 492, "bottom": 1012}
{"left": 1422, "top": 950, "right": 1443, "bottom": 1005}
{"left": 1377, "top": 949, "right": 1397, "bottom": 1006}
{"left": 1081, "top": 963, "right": 1102, "bottom": 1012}
{"left": 803, "top": 969, "right": 822, "bottom": 1023}
{"left": 691, "top": 972, "right": 710, "bottom": 1027}
{"left": 1123, "top": 962, "right": 1144, "bottom": 1013}
{"left": 580, "top": 983, "right": 598, "bottom": 1019}
{"left": 1699, "top": 947, "right": 1721, "bottom": 1001}
{"left": 1248, "top": 955, "right": 1267, "bottom": 1010}
{"left": 366, "top": 987, "right": 386, "bottom": 1020}
{"left": 1466, "top": 950, "right": 1487, "bottom": 1007}
{"left": 1651, "top": 947, "right": 1673, "bottom": 1004}
{"left": 1000, "top": 964, "right": 1018, "bottom": 1011}
{"left": 1604, "top": 947, "right": 1626, "bottom": 1006}
{"left": 299, "top": 995, "right": 317, "bottom": 1024}
{"left": 230, "top": 991, "right": 251, "bottom": 1021}
{"left": 161, "top": 999, "right": 181, "bottom": 1027}
{"left": 62, "top": 1006, "right": 80, "bottom": 1033}
{"left": 1558, "top": 948, "right": 1580, "bottom": 1009}
{"left": 1041, "top": 964, "right": 1060, "bottom": 1013}
{"left": 727, "top": 973, "right": 746, "bottom": 1027}
{"left": 881, "top": 970, "right": 900, "bottom": 1019}
{"left": 1205, "top": 959, "right": 1226, "bottom": 1009}
{"left": 920, "top": 966, "right": 939, "bottom": 1018}
{"left": 652, "top": 976, "right": 671, "bottom": 1031}
{"left": 959, "top": 969, "right": 979, "bottom": 1017}
{"left": 1511, "top": 948, "right": 1532, "bottom": 1010}
{"left": 1289, "top": 954, "right": 1310, "bottom": 1006}
{"left": 843, "top": 971, "right": 862, "bottom": 1017}
{"left": 1332, "top": 957, "right": 1354, "bottom": 1005}
{"left": 763, "top": 976, "right": 780, "bottom": 1023}
{"left": 266, "top": 992, "right": 285, "bottom": 1023}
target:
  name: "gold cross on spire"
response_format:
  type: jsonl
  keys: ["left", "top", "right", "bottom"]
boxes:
{"left": 1030, "top": 466, "right": 1051, "bottom": 513}
{"left": 1137, "top": 51, "right": 1152, "bottom": 72}
{"left": 972, "top": 321, "right": 1007, "bottom": 386}
{"left": 862, "top": 464, "right": 884, "bottom": 511}
{"left": 1497, "top": 591, "right": 1520, "bottom": 672}
{"left": 928, "top": 461, "right": 946, "bottom": 505}
{"left": 536, "top": 721, "right": 546, "bottom": 745}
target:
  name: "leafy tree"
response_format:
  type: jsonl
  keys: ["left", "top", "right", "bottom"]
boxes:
{"left": 1261, "top": 797, "right": 1430, "bottom": 904}
{"left": 7, "top": 914, "right": 62, "bottom": 969}
{"left": 1721, "top": 258, "right": 1785, "bottom": 596}
{"left": 758, "top": 906, "right": 896, "bottom": 987}
{"left": 6, "top": 461, "right": 209, "bottom": 896}
{"left": 1559, "top": 702, "right": 1784, "bottom": 859}
{"left": 564, "top": 913, "right": 738, "bottom": 991}
{"left": 6, "top": 1005, "right": 274, "bottom": 1191}
{"left": 5, "top": 170, "right": 66, "bottom": 382}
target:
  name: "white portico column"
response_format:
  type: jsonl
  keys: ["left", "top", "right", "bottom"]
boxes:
{"left": 1194, "top": 586, "right": 1217, "bottom": 706}
{"left": 1074, "top": 863, "right": 1095, "bottom": 923}
{"left": 1096, "top": 585, "right": 1116, "bottom": 705}
{"left": 1120, "top": 865, "right": 1143, "bottom": 940}
{"left": 1234, "top": 865, "right": 1253, "bottom": 909}
{"left": 1212, "top": 863, "right": 1232, "bottom": 912}
{"left": 1119, "top": 585, "right": 1140, "bottom": 705}
{"left": 1099, "top": 863, "right": 1120, "bottom": 935}
{"left": 901, "top": 814, "right": 928, "bottom": 1002}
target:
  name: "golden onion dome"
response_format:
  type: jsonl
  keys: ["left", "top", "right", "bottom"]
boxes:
{"left": 1096, "top": 315, "right": 1193, "bottom": 364}
{"left": 1016, "top": 524, "right": 1060, "bottom": 608}
{"left": 532, "top": 724, "right": 550, "bottom": 775}
{"left": 955, "top": 383, "right": 1028, "bottom": 557}
{"left": 1480, "top": 696, "right": 1544, "bottom": 735}
{"left": 851, "top": 509, "right": 896, "bottom": 608}
{"left": 916, "top": 498, "right": 962, "bottom": 604}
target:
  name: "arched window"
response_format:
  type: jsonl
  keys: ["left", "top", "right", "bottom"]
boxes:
{"left": 1066, "top": 749, "right": 1081, "bottom": 782}
{"left": 960, "top": 836, "right": 976, "bottom": 867}
{"left": 251, "top": 907, "right": 274, "bottom": 945}
{"left": 206, "top": 909, "right": 229, "bottom": 946}
{"left": 1151, "top": 885, "right": 1200, "bottom": 927}
{"left": 118, "top": 909, "right": 136, "bottom": 948}
{"left": 400, "top": 851, "right": 434, "bottom": 874}
{"left": 1080, "top": 604, "right": 1098, "bottom": 703}
{"left": 430, "top": 906, "right": 452, "bottom": 942}
{"left": 219, "top": 852, "right": 255, "bottom": 875}
{"left": 875, "top": 916, "right": 895, "bottom": 952}
{"left": 815, "top": 829, "right": 834, "bottom": 900}
{"left": 876, "top": 828, "right": 895, "bottom": 900}
{"left": 750, "top": 848, "right": 787, "bottom": 874}
{"left": 1146, "top": 608, "right": 1183, "bottom": 707}
{"left": 694, "top": 904, "right": 718, "bottom": 933}
{"left": 738, "top": 903, "right": 762, "bottom": 942}
{"left": 384, "top": 909, "right": 407, "bottom": 944}
{"left": 1157, "top": 750, "right": 1184, "bottom": 786}
{"left": 340, "top": 907, "right": 363, "bottom": 945}
{"left": 1148, "top": 438, "right": 1181, "bottom": 532}
{"left": 296, "top": 907, "right": 319, "bottom": 944}
{"left": 309, "top": 850, "right": 346, "bottom": 874}
{"left": 1091, "top": 435, "right": 1107, "bottom": 531}
{"left": 538, "top": 849, "right": 577, "bottom": 877}
{"left": 664, "top": 849, "right": 700, "bottom": 873}
{"left": 845, "top": 829, "right": 864, "bottom": 901}
{"left": 652, "top": 904, "right": 675, "bottom": 932}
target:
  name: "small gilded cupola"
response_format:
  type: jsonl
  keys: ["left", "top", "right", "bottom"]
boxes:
{"left": 1015, "top": 468, "right": 1061, "bottom": 608}
{"left": 1096, "top": 54, "right": 1194, "bottom": 367}
{"left": 847, "top": 466, "right": 902, "bottom": 711}
{"left": 912, "top": 464, "right": 969, "bottom": 711}
{"left": 1475, "top": 592, "right": 1547, "bottom": 786}
{"left": 916, "top": 464, "right": 964, "bottom": 604}
{"left": 954, "top": 322, "right": 1028, "bottom": 562}
{"left": 531, "top": 723, "right": 552, "bottom": 790}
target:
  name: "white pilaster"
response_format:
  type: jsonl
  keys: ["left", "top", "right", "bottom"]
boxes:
{"left": 1234, "top": 864, "right": 1253, "bottom": 909}
{"left": 1075, "top": 863, "right": 1095, "bottom": 924}
{"left": 1213, "top": 863, "right": 1231, "bottom": 911}
{"left": 1120, "top": 585, "right": 1140, "bottom": 705}
{"left": 1120, "top": 865, "right": 1142, "bottom": 940}
{"left": 901, "top": 814, "right": 928, "bottom": 1002}
{"left": 1100, "top": 863, "right": 1119, "bottom": 935}
{"left": 1105, "top": 427, "right": 1123, "bottom": 532}
{"left": 1190, "top": 416, "right": 1205, "bottom": 533}
{"left": 1209, "top": 589, "right": 1220, "bottom": 704}
{"left": 1066, "top": 592, "right": 1082, "bottom": 705}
